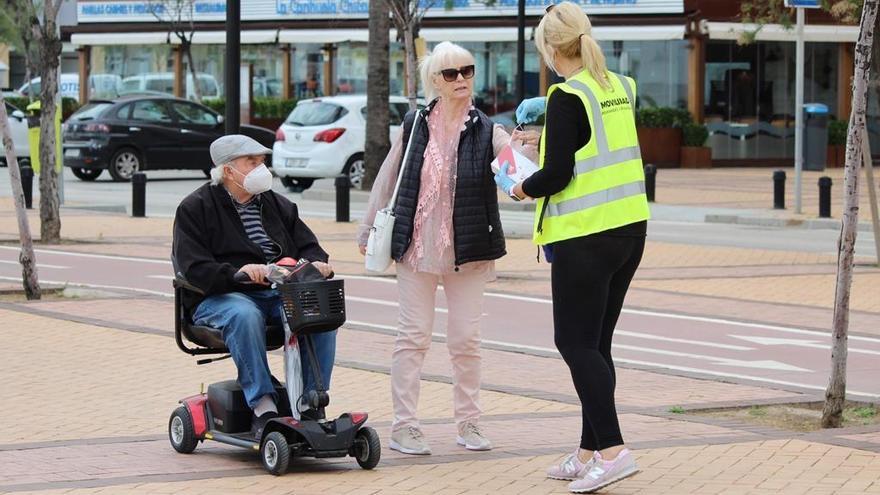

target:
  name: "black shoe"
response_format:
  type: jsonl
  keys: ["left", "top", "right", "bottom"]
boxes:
{"left": 251, "top": 411, "right": 279, "bottom": 440}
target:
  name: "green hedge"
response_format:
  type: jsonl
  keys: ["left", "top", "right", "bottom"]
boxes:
{"left": 201, "top": 98, "right": 297, "bottom": 119}
{"left": 635, "top": 107, "right": 691, "bottom": 128}
{"left": 682, "top": 122, "right": 709, "bottom": 147}
{"left": 4, "top": 96, "right": 29, "bottom": 111}
{"left": 828, "top": 119, "right": 848, "bottom": 146}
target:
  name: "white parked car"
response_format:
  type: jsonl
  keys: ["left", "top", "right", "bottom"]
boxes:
{"left": 18, "top": 74, "right": 123, "bottom": 101}
{"left": 272, "top": 95, "right": 416, "bottom": 192}
{"left": 0, "top": 101, "right": 30, "bottom": 167}
{"left": 120, "top": 73, "right": 222, "bottom": 100}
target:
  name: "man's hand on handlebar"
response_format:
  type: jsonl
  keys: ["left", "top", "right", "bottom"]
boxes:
{"left": 311, "top": 261, "right": 334, "bottom": 279}
{"left": 236, "top": 264, "right": 270, "bottom": 285}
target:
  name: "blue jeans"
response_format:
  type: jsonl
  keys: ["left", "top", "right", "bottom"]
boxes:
{"left": 193, "top": 289, "right": 337, "bottom": 410}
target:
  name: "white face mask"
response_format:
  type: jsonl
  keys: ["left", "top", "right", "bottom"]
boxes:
{"left": 231, "top": 163, "right": 273, "bottom": 195}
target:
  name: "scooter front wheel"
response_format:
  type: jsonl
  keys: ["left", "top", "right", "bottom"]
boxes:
{"left": 352, "top": 426, "right": 381, "bottom": 470}
{"left": 168, "top": 406, "right": 198, "bottom": 454}
{"left": 261, "top": 431, "right": 290, "bottom": 475}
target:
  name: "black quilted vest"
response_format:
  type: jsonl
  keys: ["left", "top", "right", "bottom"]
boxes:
{"left": 390, "top": 101, "right": 506, "bottom": 266}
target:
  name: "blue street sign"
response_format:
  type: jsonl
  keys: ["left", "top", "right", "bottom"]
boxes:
{"left": 784, "top": 0, "right": 822, "bottom": 8}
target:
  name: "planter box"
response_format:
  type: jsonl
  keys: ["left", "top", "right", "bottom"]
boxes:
{"left": 637, "top": 127, "right": 682, "bottom": 167}
{"left": 681, "top": 146, "right": 712, "bottom": 168}
{"left": 826, "top": 144, "right": 845, "bottom": 168}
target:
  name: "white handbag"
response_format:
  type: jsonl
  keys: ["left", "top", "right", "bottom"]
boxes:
{"left": 365, "top": 110, "right": 421, "bottom": 273}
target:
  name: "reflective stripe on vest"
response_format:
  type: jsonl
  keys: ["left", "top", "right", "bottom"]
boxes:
{"left": 534, "top": 71, "right": 650, "bottom": 244}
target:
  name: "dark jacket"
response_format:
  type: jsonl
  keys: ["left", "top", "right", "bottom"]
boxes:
{"left": 391, "top": 100, "right": 505, "bottom": 266}
{"left": 172, "top": 183, "right": 328, "bottom": 310}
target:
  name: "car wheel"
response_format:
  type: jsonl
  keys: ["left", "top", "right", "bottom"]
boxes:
{"left": 71, "top": 167, "right": 103, "bottom": 181}
{"left": 108, "top": 148, "right": 141, "bottom": 182}
{"left": 346, "top": 154, "right": 366, "bottom": 190}
{"left": 280, "top": 176, "right": 314, "bottom": 193}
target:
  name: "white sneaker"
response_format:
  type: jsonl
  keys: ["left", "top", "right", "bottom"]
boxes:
{"left": 390, "top": 426, "right": 432, "bottom": 455}
{"left": 456, "top": 421, "right": 492, "bottom": 451}
{"left": 546, "top": 449, "right": 597, "bottom": 480}
{"left": 568, "top": 449, "right": 639, "bottom": 493}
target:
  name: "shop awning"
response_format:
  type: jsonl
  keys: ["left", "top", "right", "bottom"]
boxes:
{"left": 71, "top": 30, "right": 280, "bottom": 46}
{"left": 705, "top": 22, "right": 858, "bottom": 43}
{"left": 420, "top": 25, "right": 686, "bottom": 42}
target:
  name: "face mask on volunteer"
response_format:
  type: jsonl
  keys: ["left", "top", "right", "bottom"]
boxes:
{"left": 231, "top": 163, "right": 273, "bottom": 195}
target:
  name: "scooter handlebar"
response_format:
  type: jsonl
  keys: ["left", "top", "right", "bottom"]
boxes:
{"left": 233, "top": 271, "right": 251, "bottom": 283}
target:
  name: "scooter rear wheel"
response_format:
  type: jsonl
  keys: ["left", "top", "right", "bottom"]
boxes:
{"left": 261, "top": 431, "right": 290, "bottom": 475}
{"left": 168, "top": 406, "right": 198, "bottom": 454}
{"left": 352, "top": 426, "right": 381, "bottom": 470}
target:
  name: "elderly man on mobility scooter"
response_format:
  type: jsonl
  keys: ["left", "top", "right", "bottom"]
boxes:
{"left": 172, "top": 134, "right": 337, "bottom": 437}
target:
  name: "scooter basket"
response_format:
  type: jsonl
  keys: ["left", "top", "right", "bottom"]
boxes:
{"left": 278, "top": 279, "right": 346, "bottom": 334}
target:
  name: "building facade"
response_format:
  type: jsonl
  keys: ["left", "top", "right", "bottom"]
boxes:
{"left": 14, "top": 0, "right": 862, "bottom": 164}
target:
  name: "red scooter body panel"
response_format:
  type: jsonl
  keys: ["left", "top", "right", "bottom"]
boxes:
{"left": 181, "top": 394, "right": 209, "bottom": 438}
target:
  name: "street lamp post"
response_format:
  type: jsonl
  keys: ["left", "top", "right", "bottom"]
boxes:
{"left": 225, "top": 0, "right": 241, "bottom": 134}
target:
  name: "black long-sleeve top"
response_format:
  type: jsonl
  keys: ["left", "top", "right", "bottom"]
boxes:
{"left": 521, "top": 90, "right": 646, "bottom": 237}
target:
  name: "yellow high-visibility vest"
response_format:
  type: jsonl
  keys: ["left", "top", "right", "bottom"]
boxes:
{"left": 534, "top": 70, "right": 650, "bottom": 245}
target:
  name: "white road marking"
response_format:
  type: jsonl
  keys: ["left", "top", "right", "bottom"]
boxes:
{"left": 0, "top": 276, "right": 173, "bottom": 298}
{"left": 616, "top": 330, "right": 754, "bottom": 351}
{"left": 0, "top": 246, "right": 171, "bottom": 265}
{"left": 731, "top": 335, "right": 880, "bottom": 356}
{"left": 0, "top": 260, "right": 69, "bottom": 269}
{"left": 147, "top": 275, "right": 176, "bottom": 280}
{"left": 344, "top": 320, "right": 879, "bottom": 399}
{"left": 346, "top": 295, "right": 448, "bottom": 314}
{"left": 613, "top": 343, "right": 810, "bottom": 372}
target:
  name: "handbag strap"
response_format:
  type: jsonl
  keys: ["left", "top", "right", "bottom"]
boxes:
{"left": 386, "top": 109, "right": 422, "bottom": 210}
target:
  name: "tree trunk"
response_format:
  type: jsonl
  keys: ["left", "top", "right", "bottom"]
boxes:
{"left": 182, "top": 39, "right": 203, "bottom": 103}
{"left": 0, "top": 95, "right": 41, "bottom": 299}
{"left": 38, "top": 35, "right": 62, "bottom": 244}
{"left": 403, "top": 23, "right": 418, "bottom": 110}
{"left": 364, "top": 0, "right": 391, "bottom": 190}
{"left": 821, "top": 0, "right": 879, "bottom": 429}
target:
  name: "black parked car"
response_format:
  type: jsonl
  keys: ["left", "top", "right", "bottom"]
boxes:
{"left": 63, "top": 95, "right": 275, "bottom": 181}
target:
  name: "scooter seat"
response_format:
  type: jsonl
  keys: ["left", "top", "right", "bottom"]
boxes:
{"left": 185, "top": 324, "right": 284, "bottom": 351}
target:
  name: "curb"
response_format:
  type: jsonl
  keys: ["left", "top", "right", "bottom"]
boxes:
{"left": 705, "top": 214, "right": 874, "bottom": 232}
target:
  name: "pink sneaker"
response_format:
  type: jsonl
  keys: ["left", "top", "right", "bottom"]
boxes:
{"left": 568, "top": 449, "right": 639, "bottom": 493}
{"left": 546, "top": 450, "right": 596, "bottom": 480}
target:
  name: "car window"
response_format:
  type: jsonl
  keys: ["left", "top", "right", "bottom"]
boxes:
{"left": 113, "top": 103, "right": 132, "bottom": 120}
{"left": 286, "top": 102, "right": 347, "bottom": 126}
{"left": 122, "top": 79, "right": 140, "bottom": 92}
{"left": 146, "top": 78, "right": 174, "bottom": 94}
{"left": 68, "top": 102, "right": 113, "bottom": 122}
{"left": 170, "top": 101, "right": 217, "bottom": 125}
{"left": 131, "top": 100, "right": 173, "bottom": 123}
{"left": 197, "top": 76, "right": 218, "bottom": 96}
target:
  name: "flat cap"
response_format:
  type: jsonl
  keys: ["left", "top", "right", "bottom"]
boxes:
{"left": 209, "top": 134, "right": 272, "bottom": 166}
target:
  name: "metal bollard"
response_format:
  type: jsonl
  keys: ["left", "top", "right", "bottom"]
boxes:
{"left": 335, "top": 175, "right": 350, "bottom": 223}
{"left": 644, "top": 164, "right": 656, "bottom": 203}
{"left": 132, "top": 172, "right": 147, "bottom": 217}
{"left": 773, "top": 170, "right": 786, "bottom": 210}
{"left": 20, "top": 166, "right": 34, "bottom": 209}
{"left": 818, "top": 176, "right": 832, "bottom": 218}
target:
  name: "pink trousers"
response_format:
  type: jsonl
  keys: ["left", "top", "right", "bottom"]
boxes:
{"left": 391, "top": 263, "right": 488, "bottom": 431}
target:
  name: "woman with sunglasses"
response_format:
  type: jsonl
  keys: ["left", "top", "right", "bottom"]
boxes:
{"left": 496, "top": 2, "right": 648, "bottom": 493}
{"left": 358, "top": 41, "right": 537, "bottom": 456}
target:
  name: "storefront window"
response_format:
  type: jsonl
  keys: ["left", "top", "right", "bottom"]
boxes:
{"left": 291, "top": 44, "right": 325, "bottom": 99}
{"left": 600, "top": 40, "right": 688, "bottom": 109}
{"left": 90, "top": 45, "right": 172, "bottom": 99}
{"left": 243, "top": 45, "right": 285, "bottom": 98}
{"left": 336, "top": 43, "right": 368, "bottom": 94}
{"left": 704, "top": 41, "right": 838, "bottom": 161}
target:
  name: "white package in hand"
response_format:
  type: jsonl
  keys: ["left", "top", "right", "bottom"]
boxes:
{"left": 491, "top": 145, "right": 539, "bottom": 183}
{"left": 283, "top": 324, "right": 304, "bottom": 420}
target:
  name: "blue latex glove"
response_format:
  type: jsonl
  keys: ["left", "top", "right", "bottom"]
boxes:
{"left": 494, "top": 161, "right": 517, "bottom": 196}
{"left": 515, "top": 97, "right": 547, "bottom": 125}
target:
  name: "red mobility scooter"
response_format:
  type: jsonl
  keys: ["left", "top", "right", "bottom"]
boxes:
{"left": 168, "top": 259, "right": 380, "bottom": 475}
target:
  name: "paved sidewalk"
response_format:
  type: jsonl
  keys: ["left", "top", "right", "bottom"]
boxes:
{"left": 1, "top": 200, "right": 879, "bottom": 494}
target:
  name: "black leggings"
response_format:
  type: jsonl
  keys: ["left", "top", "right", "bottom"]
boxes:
{"left": 551, "top": 233, "right": 645, "bottom": 451}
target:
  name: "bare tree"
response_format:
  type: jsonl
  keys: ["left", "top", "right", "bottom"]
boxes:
{"left": 0, "top": 95, "right": 41, "bottom": 299}
{"left": 148, "top": 0, "right": 203, "bottom": 102}
{"left": 384, "top": 0, "right": 437, "bottom": 110}
{"left": 821, "top": 0, "right": 879, "bottom": 428}
{"left": 365, "top": 0, "right": 391, "bottom": 190}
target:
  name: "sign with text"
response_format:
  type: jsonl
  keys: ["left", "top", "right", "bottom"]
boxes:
{"left": 784, "top": 0, "right": 822, "bottom": 8}
{"left": 77, "top": 0, "right": 684, "bottom": 23}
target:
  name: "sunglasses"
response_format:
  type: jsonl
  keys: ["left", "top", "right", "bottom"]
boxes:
{"left": 438, "top": 65, "right": 475, "bottom": 82}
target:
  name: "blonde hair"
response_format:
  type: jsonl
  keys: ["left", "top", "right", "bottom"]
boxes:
{"left": 535, "top": 1, "right": 610, "bottom": 90}
{"left": 419, "top": 41, "right": 476, "bottom": 101}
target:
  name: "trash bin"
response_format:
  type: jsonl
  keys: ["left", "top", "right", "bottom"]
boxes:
{"left": 25, "top": 100, "right": 62, "bottom": 175}
{"left": 803, "top": 103, "right": 829, "bottom": 172}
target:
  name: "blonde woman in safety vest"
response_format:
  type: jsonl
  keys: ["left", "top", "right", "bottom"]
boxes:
{"left": 495, "top": 2, "right": 648, "bottom": 493}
